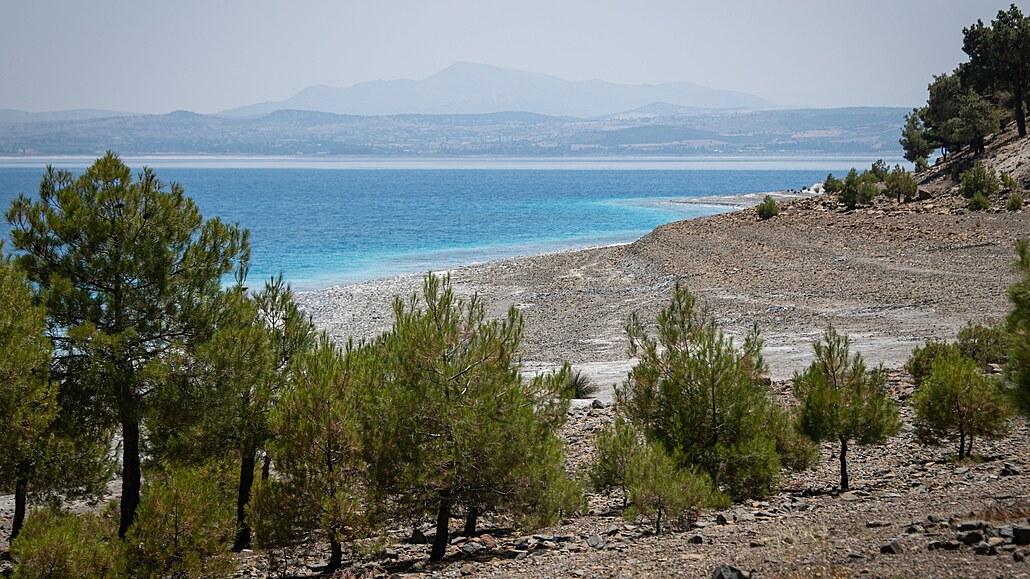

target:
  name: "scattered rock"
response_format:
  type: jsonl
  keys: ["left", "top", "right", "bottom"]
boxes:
{"left": 591, "top": 399, "right": 605, "bottom": 409}
{"left": 973, "top": 542, "right": 998, "bottom": 556}
{"left": 1000, "top": 463, "right": 1021, "bottom": 476}
{"left": 688, "top": 534, "right": 704, "bottom": 545}
{"left": 711, "top": 564, "right": 749, "bottom": 579}
{"left": 1013, "top": 525, "right": 1030, "bottom": 545}
{"left": 866, "top": 520, "right": 890, "bottom": 528}
{"left": 880, "top": 539, "right": 902, "bottom": 554}
{"left": 586, "top": 535, "right": 606, "bottom": 549}
{"left": 958, "top": 531, "right": 984, "bottom": 545}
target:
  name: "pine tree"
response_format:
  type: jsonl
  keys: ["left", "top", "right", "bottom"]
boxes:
{"left": 793, "top": 327, "right": 900, "bottom": 491}
{"left": 617, "top": 283, "right": 809, "bottom": 499}
{"left": 1007, "top": 239, "right": 1030, "bottom": 414}
{"left": 0, "top": 245, "right": 55, "bottom": 541}
{"left": 5, "top": 152, "right": 250, "bottom": 537}
{"left": 382, "top": 273, "right": 576, "bottom": 561}
{"left": 912, "top": 352, "right": 1011, "bottom": 459}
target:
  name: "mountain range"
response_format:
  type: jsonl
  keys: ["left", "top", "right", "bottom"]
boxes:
{"left": 0, "top": 63, "right": 908, "bottom": 157}
{"left": 219, "top": 62, "right": 778, "bottom": 118}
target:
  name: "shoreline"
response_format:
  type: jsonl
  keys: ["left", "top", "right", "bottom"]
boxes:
{"left": 298, "top": 186, "right": 1028, "bottom": 401}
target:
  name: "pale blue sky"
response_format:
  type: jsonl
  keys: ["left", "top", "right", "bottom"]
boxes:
{"left": 0, "top": 0, "right": 1020, "bottom": 114}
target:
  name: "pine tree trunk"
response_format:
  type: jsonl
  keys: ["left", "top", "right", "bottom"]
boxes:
{"left": 119, "top": 418, "right": 142, "bottom": 538}
{"left": 966, "top": 435, "right": 974, "bottom": 459}
{"left": 232, "top": 447, "right": 258, "bottom": 551}
{"left": 10, "top": 472, "right": 28, "bottom": 542}
{"left": 261, "top": 453, "right": 271, "bottom": 480}
{"left": 839, "top": 437, "right": 849, "bottom": 492}
{"left": 959, "top": 428, "right": 966, "bottom": 460}
{"left": 327, "top": 537, "right": 343, "bottom": 574}
{"left": 430, "top": 495, "right": 452, "bottom": 562}
{"left": 464, "top": 504, "right": 478, "bottom": 536}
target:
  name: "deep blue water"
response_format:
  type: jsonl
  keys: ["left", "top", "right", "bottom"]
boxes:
{"left": 0, "top": 159, "right": 870, "bottom": 290}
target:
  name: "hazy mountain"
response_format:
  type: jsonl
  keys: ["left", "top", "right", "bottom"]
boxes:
{"left": 0, "top": 108, "right": 135, "bottom": 123}
{"left": 220, "top": 62, "right": 777, "bottom": 118}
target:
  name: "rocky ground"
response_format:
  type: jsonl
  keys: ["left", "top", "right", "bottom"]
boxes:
{"left": 5, "top": 132, "right": 1030, "bottom": 577}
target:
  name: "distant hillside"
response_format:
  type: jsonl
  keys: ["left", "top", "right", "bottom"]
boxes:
{"left": 220, "top": 62, "right": 777, "bottom": 118}
{"left": 0, "top": 107, "right": 906, "bottom": 157}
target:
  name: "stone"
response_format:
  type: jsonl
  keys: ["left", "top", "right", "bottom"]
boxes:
{"left": 1013, "top": 526, "right": 1030, "bottom": 545}
{"left": 905, "top": 524, "right": 925, "bottom": 534}
{"left": 409, "top": 527, "right": 429, "bottom": 544}
{"left": 716, "top": 513, "right": 729, "bottom": 525}
{"left": 958, "top": 531, "right": 984, "bottom": 545}
{"left": 479, "top": 534, "right": 496, "bottom": 549}
{"left": 461, "top": 541, "right": 485, "bottom": 555}
{"left": 749, "top": 540, "right": 765, "bottom": 548}
{"left": 711, "top": 564, "right": 749, "bottom": 579}
{"left": 972, "top": 542, "right": 997, "bottom": 555}
{"left": 953, "top": 467, "right": 970, "bottom": 475}
{"left": 866, "top": 520, "right": 890, "bottom": 528}
{"left": 586, "top": 535, "right": 606, "bottom": 549}
{"left": 988, "top": 537, "right": 1007, "bottom": 547}
{"left": 451, "top": 535, "right": 468, "bottom": 545}
{"left": 688, "top": 534, "right": 704, "bottom": 544}
{"left": 1000, "top": 463, "right": 1021, "bottom": 476}
{"left": 460, "top": 563, "right": 477, "bottom": 575}
{"left": 880, "top": 540, "right": 902, "bottom": 554}
{"left": 591, "top": 398, "right": 605, "bottom": 409}
{"left": 957, "top": 521, "right": 985, "bottom": 532}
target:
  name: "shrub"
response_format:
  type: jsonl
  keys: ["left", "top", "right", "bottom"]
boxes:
{"left": 1008, "top": 239, "right": 1030, "bottom": 416}
{"left": 756, "top": 195, "right": 780, "bottom": 220}
{"left": 870, "top": 159, "right": 890, "bottom": 181}
{"left": 124, "top": 465, "right": 236, "bottom": 578}
{"left": 565, "top": 369, "right": 600, "bottom": 399}
{"left": 249, "top": 478, "right": 317, "bottom": 577}
{"left": 622, "top": 442, "right": 728, "bottom": 534}
{"left": 956, "top": 320, "right": 1007, "bottom": 369}
{"left": 959, "top": 162, "right": 1001, "bottom": 199}
{"left": 618, "top": 283, "right": 804, "bottom": 499}
{"left": 823, "top": 173, "right": 843, "bottom": 194}
{"left": 968, "top": 191, "right": 991, "bottom": 211}
{"left": 1001, "top": 172, "right": 1018, "bottom": 190}
{"left": 1008, "top": 193, "right": 1024, "bottom": 211}
{"left": 912, "top": 352, "right": 1012, "bottom": 459}
{"left": 11, "top": 507, "right": 123, "bottom": 578}
{"left": 793, "top": 327, "right": 901, "bottom": 491}
{"left": 588, "top": 417, "right": 640, "bottom": 505}
{"left": 839, "top": 168, "right": 877, "bottom": 209}
{"left": 906, "top": 340, "right": 959, "bottom": 386}
{"left": 884, "top": 166, "right": 918, "bottom": 203}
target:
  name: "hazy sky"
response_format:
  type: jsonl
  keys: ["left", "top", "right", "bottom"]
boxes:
{"left": 0, "top": 0, "right": 1021, "bottom": 114}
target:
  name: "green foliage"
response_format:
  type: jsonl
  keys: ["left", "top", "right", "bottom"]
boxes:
{"left": 5, "top": 152, "right": 250, "bottom": 537}
{"left": 756, "top": 195, "right": 779, "bottom": 220}
{"left": 618, "top": 283, "right": 803, "bottom": 499}
{"left": 1008, "top": 239, "right": 1030, "bottom": 415}
{"left": 823, "top": 173, "right": 844, "bottom": 194}
{"left": 266, "top": 335, "right": 381, "bottom": 570}
{"left": 900, "top": 108, "right": 934, "bottom": 168}
{"left": 838, "top": 168, "right": 877, "bottom": 210}
{"left": 1001, "top": 172, "right": 1019, "bottom": 189}
{"left": 622, "top": 442, "right": 728, "bottom": 534}
{"left": 912, "top": 352, "right": 1012, "bottom": 459}
{"left": 124, "top": 465, "right": 236, "bottom": 578}
{"left": 960, "top": 162, "right": 1001, "bottom": 199}
{"left": 11, "top": 507, "right": 123, "bottom": 579}
{"left": 588, "top": 417, "right": 640, "bottom": 503}
{"left": 870, "top": 159, "right": 890, "bottom": 181}
{"left": 906, "top": 340, "right": 959, "bottom": 386}
{"left": 792, "top": 327, "right": 901, "bottom": 491}
{"left": 1008, "top": 193, "right": 1024, "bottom": 211}
{"left": 248, "top": 478, "right": 316, "bottom": 576}
{"left": 956, "top": 320, "right": 1007, "bottom": 369}
{"left": 565, "top": 369, "right": 600, "bottom": 399}
{"left": 961, "top": 4, "right": 1030, "bottom": 137}
{"left": 374, "top": 273, "right": 577, "bottom": 560}
{"left": 883, "top": 165, "right": 919, "bottom": 203}
{"left": 923, "top": 73, "right": 1000, "bottom": 155}
{"left": 968, "top": 191, "right": 991, "bottom": 211}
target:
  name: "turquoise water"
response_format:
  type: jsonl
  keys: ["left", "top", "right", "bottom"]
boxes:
{"left": 0, "top": 159, "right": 870, "bottom": 290}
